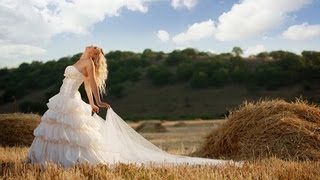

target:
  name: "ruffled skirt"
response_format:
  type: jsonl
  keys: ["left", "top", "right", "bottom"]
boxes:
{"left": 26, "top": 92, "right": 118, "bottom": 168}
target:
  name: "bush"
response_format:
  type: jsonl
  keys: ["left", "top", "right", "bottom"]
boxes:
{"left": 302, "top": 51, "right": 320, "bottom": 67}
{"left": 176, "top": 63, "right": 194, "bottom": 81}
{"left": 276, "top": 52, "right": 304, "bottom": 71}
{"left": 190, "top": 71, "right": 209, "bottom": 88}
{"left": 141, "top": 49, "right": 155, "bottom": 61}
{"left": 147, "top": 66, "right": 173, "bottom": 85}
{"left": 209, "top": 68, "right": 229, "bottom": 86}
{"left": 129, "top": 70, "right": 141, "bottom": 82}
{"left": 166, "top": 50, "right": 191, "bottom": 66}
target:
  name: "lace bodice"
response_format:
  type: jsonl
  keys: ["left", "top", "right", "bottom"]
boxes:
{"left": 59, "top": 65, "right": 84, "bottom": 98}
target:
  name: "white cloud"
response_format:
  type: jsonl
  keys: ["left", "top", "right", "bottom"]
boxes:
{"left": 244, "top": 45, "right": 266, "bottom": 57}
{"left": 171, "top": 0, "right": 197, "bottom": 9}
{"left": 0, "top": 1, "right": 54, "bottom": 45}
{"left": 172, "top": 19, "right": 216, "bottom": 44}
{"left": 157, "top": 30, "right": 170, "bottom": 42}
{"left": 171, "top": 0, "right": 312, "bottom": 43}
{"left": 0, "top": 44, "right": 47, "bottom": 66}
{"left": 215, "top": 0, "right": 312, "bottom": 41}
{"left": 0, "top": 0, "right": 153, "bottom": 65}
{"left": 282, "top": 23, "right": 320, "bottom": 40}
{"left": 0, "top": 0, "right": 152, "bottom": 47}
{"left": 46, "top": 0, "right": 150, "bottom": 35}
{"left": 0, "top": 44, "right": 46, "bottom": 57}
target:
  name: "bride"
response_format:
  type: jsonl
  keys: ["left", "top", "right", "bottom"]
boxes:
{"left": 26, "top": 45, "right": 235, "bottom": 168}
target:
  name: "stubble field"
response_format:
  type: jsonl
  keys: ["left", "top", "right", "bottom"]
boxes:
{"left": 0, "top": 116, "right": 319, "bottom": 179}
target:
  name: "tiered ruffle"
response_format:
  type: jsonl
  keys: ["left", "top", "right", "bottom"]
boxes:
{"left": 47, "top": 93, "right": 92, "bottom": 115}
{"left": 26, "top": 92, "right": 107, "bottom": 168}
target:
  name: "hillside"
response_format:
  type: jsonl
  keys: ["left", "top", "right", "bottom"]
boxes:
{"left": 1, "top": 49, "right": 320, "bottom": 119}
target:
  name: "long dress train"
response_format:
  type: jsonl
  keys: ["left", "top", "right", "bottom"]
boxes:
{"left": 26, "top": 65, "right": 235, "bottom": 168}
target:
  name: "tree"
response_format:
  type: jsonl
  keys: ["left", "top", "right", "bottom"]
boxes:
{"left": 166, "top": 50, "right": 190, "bottom": 65}
{"left": 190, "top": 71, "right": 209, "bottom": 88}
{"left": 146, "top": 66, "right": 173, "bottom": 85}
{"left": 302, "top": 51, "right": 320, "bottom": 67}
{"left": 181, "top": 48, "right": 198, "bottom": 58}
{"left": 257, "top": 52, "right": 270, "bottom": 58}
{"left": 141, "top": 49, "right": 154, "bottom": 60}
{"left": 176, "top": 63, "right": 194, "bottom": 81}
{"left": 231, "top": 47, "right": 243, "bottom": 57}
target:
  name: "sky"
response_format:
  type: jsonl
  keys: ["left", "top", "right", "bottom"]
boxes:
{"left": 0, "top": 0, "right": 320, "bottom": 67}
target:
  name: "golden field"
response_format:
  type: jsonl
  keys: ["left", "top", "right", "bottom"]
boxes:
{"left": 1, "top": 105, "right": 320, "bottom": 180}
{"left": 1, "top": 146, "right": 320, "bottom": 180}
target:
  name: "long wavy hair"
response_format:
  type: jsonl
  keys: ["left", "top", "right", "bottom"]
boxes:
{"left": 92, "top": 48, "right": 108, "bottom": 96}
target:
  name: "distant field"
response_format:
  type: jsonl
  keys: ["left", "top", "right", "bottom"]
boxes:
{"left": 129, "top": 119, "right": 225, "bottom": 154}
{"left": 0, "top": 82, "right": 311, "bottom": 120}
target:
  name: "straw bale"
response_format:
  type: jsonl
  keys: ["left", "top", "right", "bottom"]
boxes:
{"left": 199, "top": 99, "right": 320, "bottom": 161}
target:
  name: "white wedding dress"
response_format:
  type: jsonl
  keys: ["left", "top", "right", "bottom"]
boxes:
{"left": 26, "top": 65, "right": 233, "bottom": 168}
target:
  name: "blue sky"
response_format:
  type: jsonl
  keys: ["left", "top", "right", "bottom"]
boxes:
{"left": 0, "top": 0, "right": 320, "bottom": 67}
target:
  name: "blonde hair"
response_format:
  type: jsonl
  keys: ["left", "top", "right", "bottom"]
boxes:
{"left": 93, "top": 49, "right": 108, "bottom": 96}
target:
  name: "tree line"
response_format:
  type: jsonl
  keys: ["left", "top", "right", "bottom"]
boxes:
{"left": 0, "top": 48, "right": 320, "bottom": 114}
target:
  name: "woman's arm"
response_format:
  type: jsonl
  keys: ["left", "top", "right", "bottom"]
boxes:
{"left": 84, "top": 77, "right": 95, "bottom": 105}
{"left": 84, "top": 76, "right": 99, "bottom": 112}
{"left": 86, "top": 60, "right": 109, "bottom": 108}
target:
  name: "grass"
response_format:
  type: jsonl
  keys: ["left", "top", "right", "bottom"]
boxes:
{"left": 0, "top": 147, "right": 320, "bottom": 179}
{"left": 0, "top": 113, "right": 40, "bottom": 147}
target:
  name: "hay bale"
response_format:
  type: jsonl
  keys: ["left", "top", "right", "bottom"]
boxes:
{"left": 135, "top": 121, "right": 168, "bottom": 133}
{"left": 0, "top": 113, "right": 40, "bottom": 147}
{"left": 199, "top": 99, "right": 320, "bottom": 161}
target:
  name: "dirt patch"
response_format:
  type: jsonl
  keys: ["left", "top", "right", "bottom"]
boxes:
{"left": 135, "top": 121, "right": 168, "bottom": 133}
{"left": 172, "top": 122, "right": 187, "bottom": 127}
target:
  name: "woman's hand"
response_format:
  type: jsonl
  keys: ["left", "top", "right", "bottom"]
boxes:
{"left": 91, "top": 104, "right": 99, "bottom": 113}
{"left": 97, "top": 102, "right": 111, "bottom": 109}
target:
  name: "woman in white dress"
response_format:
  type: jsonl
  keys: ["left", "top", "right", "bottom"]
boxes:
{"left": 26, "top": 45, "right": 234, "bottom": 168}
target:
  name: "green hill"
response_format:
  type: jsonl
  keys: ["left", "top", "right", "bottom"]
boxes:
{"left": 1, "top": 48, "right": 320, "bottom": 120}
